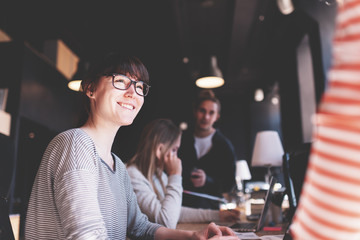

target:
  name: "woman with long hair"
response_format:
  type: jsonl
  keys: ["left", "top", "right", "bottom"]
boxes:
{"left": 127, "top": 118, "right": 239, "bottom": 229}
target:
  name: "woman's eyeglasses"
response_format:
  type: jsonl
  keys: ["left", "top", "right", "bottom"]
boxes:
{"left": 106, "top": 73, "right": 150, "bottom": 96}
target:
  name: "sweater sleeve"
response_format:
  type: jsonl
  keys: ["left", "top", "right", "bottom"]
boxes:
{"left": 49, "top": 131, "right": 108, "bottom": 239}
{"left": 126, "top": 166, "right": 183, "bottom": 229}
{"left": 55, "top": 170, "right": 109, "bottom": 239}
{"left": 290, "top": 1, "right": 360, "bottom": 239}
{"left": 179, "top": 206, "right": 219, "bottom": 223}
{"left": 124, "top": 166, "right": 161, "bottom": 240}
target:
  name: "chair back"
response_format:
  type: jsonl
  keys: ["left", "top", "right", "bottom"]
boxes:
{"left": 0, "top": 196, "right": 15, "bottom": 240}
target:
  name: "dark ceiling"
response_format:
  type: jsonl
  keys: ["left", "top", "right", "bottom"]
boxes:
{"left": 0, "top": 0, "right": 288, "bottom": 98}
{"left": 0, "top": 0, "right": 338, "bottom": 162}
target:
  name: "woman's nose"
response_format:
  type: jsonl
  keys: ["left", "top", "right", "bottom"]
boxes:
{"left": 125, "top": 82, "right": 136, "bottom": 96}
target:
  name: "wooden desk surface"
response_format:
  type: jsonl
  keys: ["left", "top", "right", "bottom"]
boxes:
{"left": 176, "top": 221, "right": 286, "bottom": 237}
{"left": 176, "top": 199, "right": 288, "bottom": 237}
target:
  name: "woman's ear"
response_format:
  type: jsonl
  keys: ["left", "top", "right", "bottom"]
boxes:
{"left": 86, "top": 90, "right": 95, "bottom": 99}
{"left": 156, "top": 143, "right": 164, "bottom": 160}
{"left": 85, "top": 84, "right": 95, "bottom": 98}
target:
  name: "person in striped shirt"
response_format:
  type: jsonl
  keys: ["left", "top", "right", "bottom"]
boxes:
{"left": 25, "top": 53, "right": 237, "bottom": 240}
{"left": 290, "top": 0, "right": 360, "bottom": 239}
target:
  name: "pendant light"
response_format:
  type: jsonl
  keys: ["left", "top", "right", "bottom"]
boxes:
{"left": 195, "top": 55, "right": 225, "bottom": 89}
{"left": 68, "top": 61, "right": 89, "bottom": 92}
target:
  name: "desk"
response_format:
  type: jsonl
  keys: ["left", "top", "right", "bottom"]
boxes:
{"left": 176, "top": 221, "right": 287, "bottom": 237}
{"left": 177, "top": 192, "right": 288, "bottom": 238}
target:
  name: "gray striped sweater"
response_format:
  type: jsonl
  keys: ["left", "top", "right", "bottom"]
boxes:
{"left": 25, "top": 128, "right": 161, "bottom": 240}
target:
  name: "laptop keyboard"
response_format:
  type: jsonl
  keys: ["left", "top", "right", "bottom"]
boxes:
{"left": 230, "top": 222, "right": 257, "bottom": 232}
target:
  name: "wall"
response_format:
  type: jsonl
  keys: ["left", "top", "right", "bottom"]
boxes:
{"left": 266, "top": 4, "right": 336, "bottom": 152}
{"left": 0, "top": 41, "right": 83, "bottom": 238}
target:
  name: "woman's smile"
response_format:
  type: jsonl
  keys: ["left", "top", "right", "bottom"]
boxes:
{"left": 118, "top": 102, "right": 135, "bottom": 110}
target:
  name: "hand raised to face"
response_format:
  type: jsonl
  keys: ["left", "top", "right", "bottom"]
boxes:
{"left": 163, "top": 150, "right": 182, "bottom": 176}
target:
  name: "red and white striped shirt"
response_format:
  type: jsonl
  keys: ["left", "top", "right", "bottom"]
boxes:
{"left": 290, "top": 1, "right": 360, "bottom": 239}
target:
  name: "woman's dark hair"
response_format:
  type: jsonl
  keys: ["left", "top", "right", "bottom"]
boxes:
{"left": 193, "top": 89, "right": 221, "bottom": 114}
{"left": 81, "top": 53, "right": 149, "bottom": 95}
{"left": 77, "top": 53, "right": 149, "bottom": 125}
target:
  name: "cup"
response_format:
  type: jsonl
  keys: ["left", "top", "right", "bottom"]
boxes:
{"left": 219, "top": 201, "right": 237, "bottom": 211}
{"left": 220, "top": 192, "right": 246, "bottom": 221}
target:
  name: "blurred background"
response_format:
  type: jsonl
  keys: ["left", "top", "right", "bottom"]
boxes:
{"left": 0, "top": 0, "right": 337, "bottom": 238}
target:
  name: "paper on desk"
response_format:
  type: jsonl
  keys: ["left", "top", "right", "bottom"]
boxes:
{"left": 260, "top": 235, "right": 284, "bottom": 240}
{"left": 235, "top": 232, "right": 284, "bottom": 240}
{"left": 235, "top": 232, "right": 261, "bottom": 240}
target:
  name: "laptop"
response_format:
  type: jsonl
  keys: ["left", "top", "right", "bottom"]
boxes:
{"left": 282, "top": 153, "right": 297, "bottom": 223}
{"left": 229, "top": 176, "right": 277, "bottom": 232}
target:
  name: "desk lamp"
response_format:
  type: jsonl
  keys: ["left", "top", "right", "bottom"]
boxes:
{"left": 235, "top": 160, "right": 252, "bottom": 192}
{"left": 251, "top": 131, "right": 284, "bottom": 184}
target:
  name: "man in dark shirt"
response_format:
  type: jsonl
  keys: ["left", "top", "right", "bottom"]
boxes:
{"left": 178, "top": 90, "right": 237, "bottom": 209}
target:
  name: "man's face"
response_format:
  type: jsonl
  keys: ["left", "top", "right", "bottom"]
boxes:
{"left": 194, "top": 100, "right": 219, "bottom": 132}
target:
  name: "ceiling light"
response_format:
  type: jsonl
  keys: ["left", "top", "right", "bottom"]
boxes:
{"left": 68, "top": 61, "right": 89, "bottom": 92}
{"left": 196, "top": 77, "right": 224, "bottom": 89}
{"left": 179, "top": 122, "right": 188, "bottom": 131}
{"left": 68, "top": 80, "right": 82, "bottom": 92}
{"left": 254, "top": 89, "right": 264, "bottom": 102}
{"left": 195, "top": 56, "right": 225, "bottom": 89}
{"left": 271, "top": 96, "right": 279, "bottom": 105}
{"left": 276, "top": 0, "right": 294, "bottom": 15}
{"left": 0, "top": 29, "right": 12, "bottom": 42}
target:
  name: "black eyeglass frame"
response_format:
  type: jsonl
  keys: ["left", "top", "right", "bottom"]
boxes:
{"left": 105, "top": 73, "right": 151, "bottom": 97}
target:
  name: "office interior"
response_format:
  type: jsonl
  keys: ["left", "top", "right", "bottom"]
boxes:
{"left": 0, "top": 0, "right": 338, "bottom": 238}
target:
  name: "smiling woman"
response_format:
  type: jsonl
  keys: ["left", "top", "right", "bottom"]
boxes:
{"left": 24, "top": 52, "right": 237, "bottom": 240}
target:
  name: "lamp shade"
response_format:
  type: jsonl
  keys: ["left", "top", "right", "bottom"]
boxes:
{"left": 195, "top": 56, "right": 224, "bottom": 89}
{"left": 68, "top": 80, "right": 82, "bottom": 92}
{"left": 68, "top": 61, "right": 89, "bottom": 92}
{"left": 251, "top": 130, "right": 284, "bottom": 167}
{"left": 236, "top": 160, "right": 252, "bottom": 180}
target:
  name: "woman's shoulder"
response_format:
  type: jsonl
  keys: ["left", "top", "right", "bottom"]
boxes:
{"left": 47, "top": 128, "right": 96, "bottom": 158}
{"left": 55, "top": 128, "right": 88, "bottom": 140}
{"left": 42, "top": 128, "right": 98, "bottom": 174}
{"left": 50, "top": 128, "right": 91, "bottom": 146}
{"left": 126, "top": 164, "right": 143, "bottom": 177}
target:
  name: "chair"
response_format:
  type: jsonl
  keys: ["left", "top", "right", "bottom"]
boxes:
{"left": 0, "top": 196, "right": 15, "bottom": 240}
{"left": 0, "top": 134, "right": 16, "bottom": 240}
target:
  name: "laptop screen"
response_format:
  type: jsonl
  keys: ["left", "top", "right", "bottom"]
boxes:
{"left": 283, "top": 153, "right": 297, "bottom": 222}
{"left": 256, "top": 176, "right": 277, "bottom": 231}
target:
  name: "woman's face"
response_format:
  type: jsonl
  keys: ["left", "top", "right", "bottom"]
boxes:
{"left": 89, "top": 74, "right": 144, "bottom": 127}
{"left": 167, "top": 135, "right": 181, "bottom": 159}
{"left": 157, "top": 135, "right": 181, "bottom": 167}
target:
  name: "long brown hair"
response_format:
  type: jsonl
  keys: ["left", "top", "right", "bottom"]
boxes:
{"left": 128, "top": 118, "right": 182, "bottom": 198}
